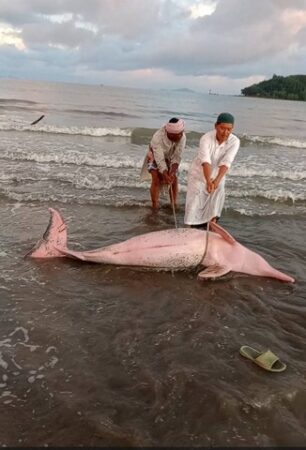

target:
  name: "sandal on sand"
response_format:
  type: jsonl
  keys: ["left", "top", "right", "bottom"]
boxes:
{"left": 239, "top": 345, "right": 287, "bottom": 372}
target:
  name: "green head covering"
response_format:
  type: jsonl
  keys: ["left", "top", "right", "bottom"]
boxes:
{"left": 216, "top": 112, "right": 234, "bottom": 124}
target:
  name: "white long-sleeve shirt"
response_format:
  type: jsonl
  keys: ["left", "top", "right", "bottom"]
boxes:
{"left": 184, "top": 129, "right": 240, "bottom": 225}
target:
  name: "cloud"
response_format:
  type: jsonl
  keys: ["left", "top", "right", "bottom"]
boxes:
{"left": 0, "top": 22, "right": 26, "bottom": 50}
{"left": 22, "top": 19, "right": 95, "bottom": 49}
{"left": 0, "top": 0, "right": 306, "bottom": 93}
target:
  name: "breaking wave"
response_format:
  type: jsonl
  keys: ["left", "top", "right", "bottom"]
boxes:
{"left": 0, "top": 123, "right": 132, "bottom": 138}
{"left": 0, "top": 120, "right": 305, "bottom": 149}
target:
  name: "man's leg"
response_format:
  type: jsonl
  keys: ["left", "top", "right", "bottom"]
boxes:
{"left": 150, "top": 170, "right": 161, "bottom": 209}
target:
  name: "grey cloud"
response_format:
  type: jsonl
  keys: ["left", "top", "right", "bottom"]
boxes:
{"left": 0, "top": 0, "right": 306, "bottom": 88}
{"left": 136, "top": 0, "right": 306, "bottom": 77}
{"left": 0, "top": 0, "right": 165, "bottom": 39}
{"left": 21, "top": 20, "right": 95, "bottom": 48}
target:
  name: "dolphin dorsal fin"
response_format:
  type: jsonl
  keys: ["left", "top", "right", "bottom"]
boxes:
{"left": 209, "top": 222, "right": 236, "bottom": 245}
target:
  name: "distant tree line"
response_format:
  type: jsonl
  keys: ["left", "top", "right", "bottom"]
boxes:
{"left": 241, "top": 74, "right": 306, "bottom": 101}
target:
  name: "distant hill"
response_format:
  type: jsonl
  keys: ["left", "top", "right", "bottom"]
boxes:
{"left": 160, "top": 87, "right": 197, "bottom": 94}
{"left": 241, "top": 74, "right": 306, "bottom": 101}
{"left": 172, "top": 88, "right": 196, "bottom": 93}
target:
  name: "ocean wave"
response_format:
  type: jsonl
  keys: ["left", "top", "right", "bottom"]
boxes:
{"left": 0, "top": 172, "right": 149, "bottom": 191}
{"left": 1, "top": 119, "right": 305, "bottom": 149}
{"left": 1, "top": 189, "right": 305, "bottom": 218}
{"left": 179, "top": 162, "right": 306, "bottom": 181}
{"left": 65, "top": 108, "right": 139, "bottom": 118}
{"left": 1, "top": 149, "right": 305, "bottom": 185}
{"left": 0, "top": 105, "right": 39, "bottom": 112}
{"left": 224, "top": 207, "right": 304, "bottom": 218}
{"left": 0, "top": 123, "right": 132, "bottom": 138}
{"left": 178, "top": 184, "right": 305, "bottom": 203}
{"left": 73, "top": 177, "right": 149, "bottom": 191}
{"left": 132, "top": 129, "right": 306, "bottom": 149}
{"left": 230, "top": 167, "right": 306, "bottom": 181}
{"left": 0, "top": 149, "right": 141, "bottom": 168}
{"left": 0, "top": 98, "right": 37, "bottom": 105}
{"left": 133, "top": 129, "right": 306, "bottom": 149}
{"left": 131, "top": 128, "right": 202, "bottom": 146}
{"left": 1, "top": 169, "right": 302, "bottom": 205}
{"left": 240, "top": 134, "right": 306, "bottom": 149}
{"left": 229, "top": 188, "right": 305, "bottom": 203}
{"left": 0, "top": 189, "right": 150, "bottom": 208}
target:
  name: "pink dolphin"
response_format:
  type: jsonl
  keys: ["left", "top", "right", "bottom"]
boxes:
{"left": 26, "top": 208, "right": 295, "bottom": 283}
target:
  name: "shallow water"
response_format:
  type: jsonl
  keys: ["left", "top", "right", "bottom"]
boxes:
{"left": 0, "top": 80, "right": 305, "bottom": 446}
{"left": 0, "top": 202, "right": 305, "bottom": 446}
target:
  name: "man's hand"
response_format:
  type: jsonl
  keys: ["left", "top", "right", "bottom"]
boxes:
{"left": 169, "top": 164, "right": 178, "bottom": 183}
{"left": 212, "top": 166, "right": 228, "bottom": 190}
{"left": 206, "top": 179, "right": 215, "bottom": 193}
{"left": 169, "top": 164, "right": 178, "bottom": 175}
{"left": 212, "top": 178, "right": 219, "bottom": 190}
{"left": 162, "top": 170, "right": 172, "bottom": 184}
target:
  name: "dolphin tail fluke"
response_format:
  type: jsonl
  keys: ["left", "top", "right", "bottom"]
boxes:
{"left": 25, "top": 208, "right": 68, "bottom": 258}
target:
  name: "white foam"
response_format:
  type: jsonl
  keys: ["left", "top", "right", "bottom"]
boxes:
{"left": 11, "top": 358, "right": 22, "bottom": 370}
{"left": 36, "top": 374, "right": 45, "bottom": 379}
{"left": 9, "top": 327, "right": 30, "bottom": 343}
{"left": 46, "top": 356, "right": 59, "bottom": 368}
{"left": 178, "top": 162, "right": 306, "bottom": 181}
{"left": 0, "top": 352, "right": 8, "bottom": 370}
{"left": 229, "top": 188, "right": 305, "bottom": 202}
{"left": 233, "top": 208, "right": 277, "bottom": 217}
{"left": 231, "top": 167, "right": 306, "bottom": 181}
{"left": 11, "top": 202, "right": 22, "bottom": 212}
{"left": 244, "top": 134, "right": 306, "bottom": 149}
{"left": 0, "top": 339, "right": 11, "bottom": 348}
{"left": 0, "top": 123, "right": 132, "bottom": 138}
{"left": 0, "top": 149, "right": 141, "bottom": 169}
{"left": 46, "top": 346, "right": 57, "bottom": 354}
{"left": 17, "top": 342, "right": 39, "bottom": 352}
{"left": 1, "top": 391, "right": 12, "bottom": 397}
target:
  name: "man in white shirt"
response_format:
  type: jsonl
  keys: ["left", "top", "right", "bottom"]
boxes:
{"left": 140, "top": 118, "right": 186, "bottom": 209}
{"left": 184, "top": 112, "right": 240, "bottom": 228}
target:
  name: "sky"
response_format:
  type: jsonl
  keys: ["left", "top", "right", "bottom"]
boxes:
{"left": 0, "top": 0, "right": 306, "bottom": 94}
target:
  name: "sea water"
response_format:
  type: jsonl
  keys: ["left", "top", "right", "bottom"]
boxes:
{"left": 0, "top": 79, "right": 305, "bottom": 446}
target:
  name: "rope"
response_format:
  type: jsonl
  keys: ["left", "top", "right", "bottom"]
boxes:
{"left": 169, "top": 184, "right": 178, "bottom": 229}
{"left": 166, "top": 183, "right": 211, "bottom": 269}
{"left": 193, "top": 220, "right": 210, "bottom": 273}
{"left": 202, "top": 221, "right": 210, "bottom": 263}
{"left": 199, "top": 191, "right": 214, "bottom": 265}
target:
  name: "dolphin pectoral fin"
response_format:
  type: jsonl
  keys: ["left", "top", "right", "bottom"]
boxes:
{"left": 197, "top": 265, "right": 231, "bottom": 280}
{"left": 209, "top": 222, "right": 236, "bottom": 245}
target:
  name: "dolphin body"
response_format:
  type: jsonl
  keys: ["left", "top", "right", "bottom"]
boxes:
{"left": 26, "top": 208, "right": 295, "bottom": 283}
